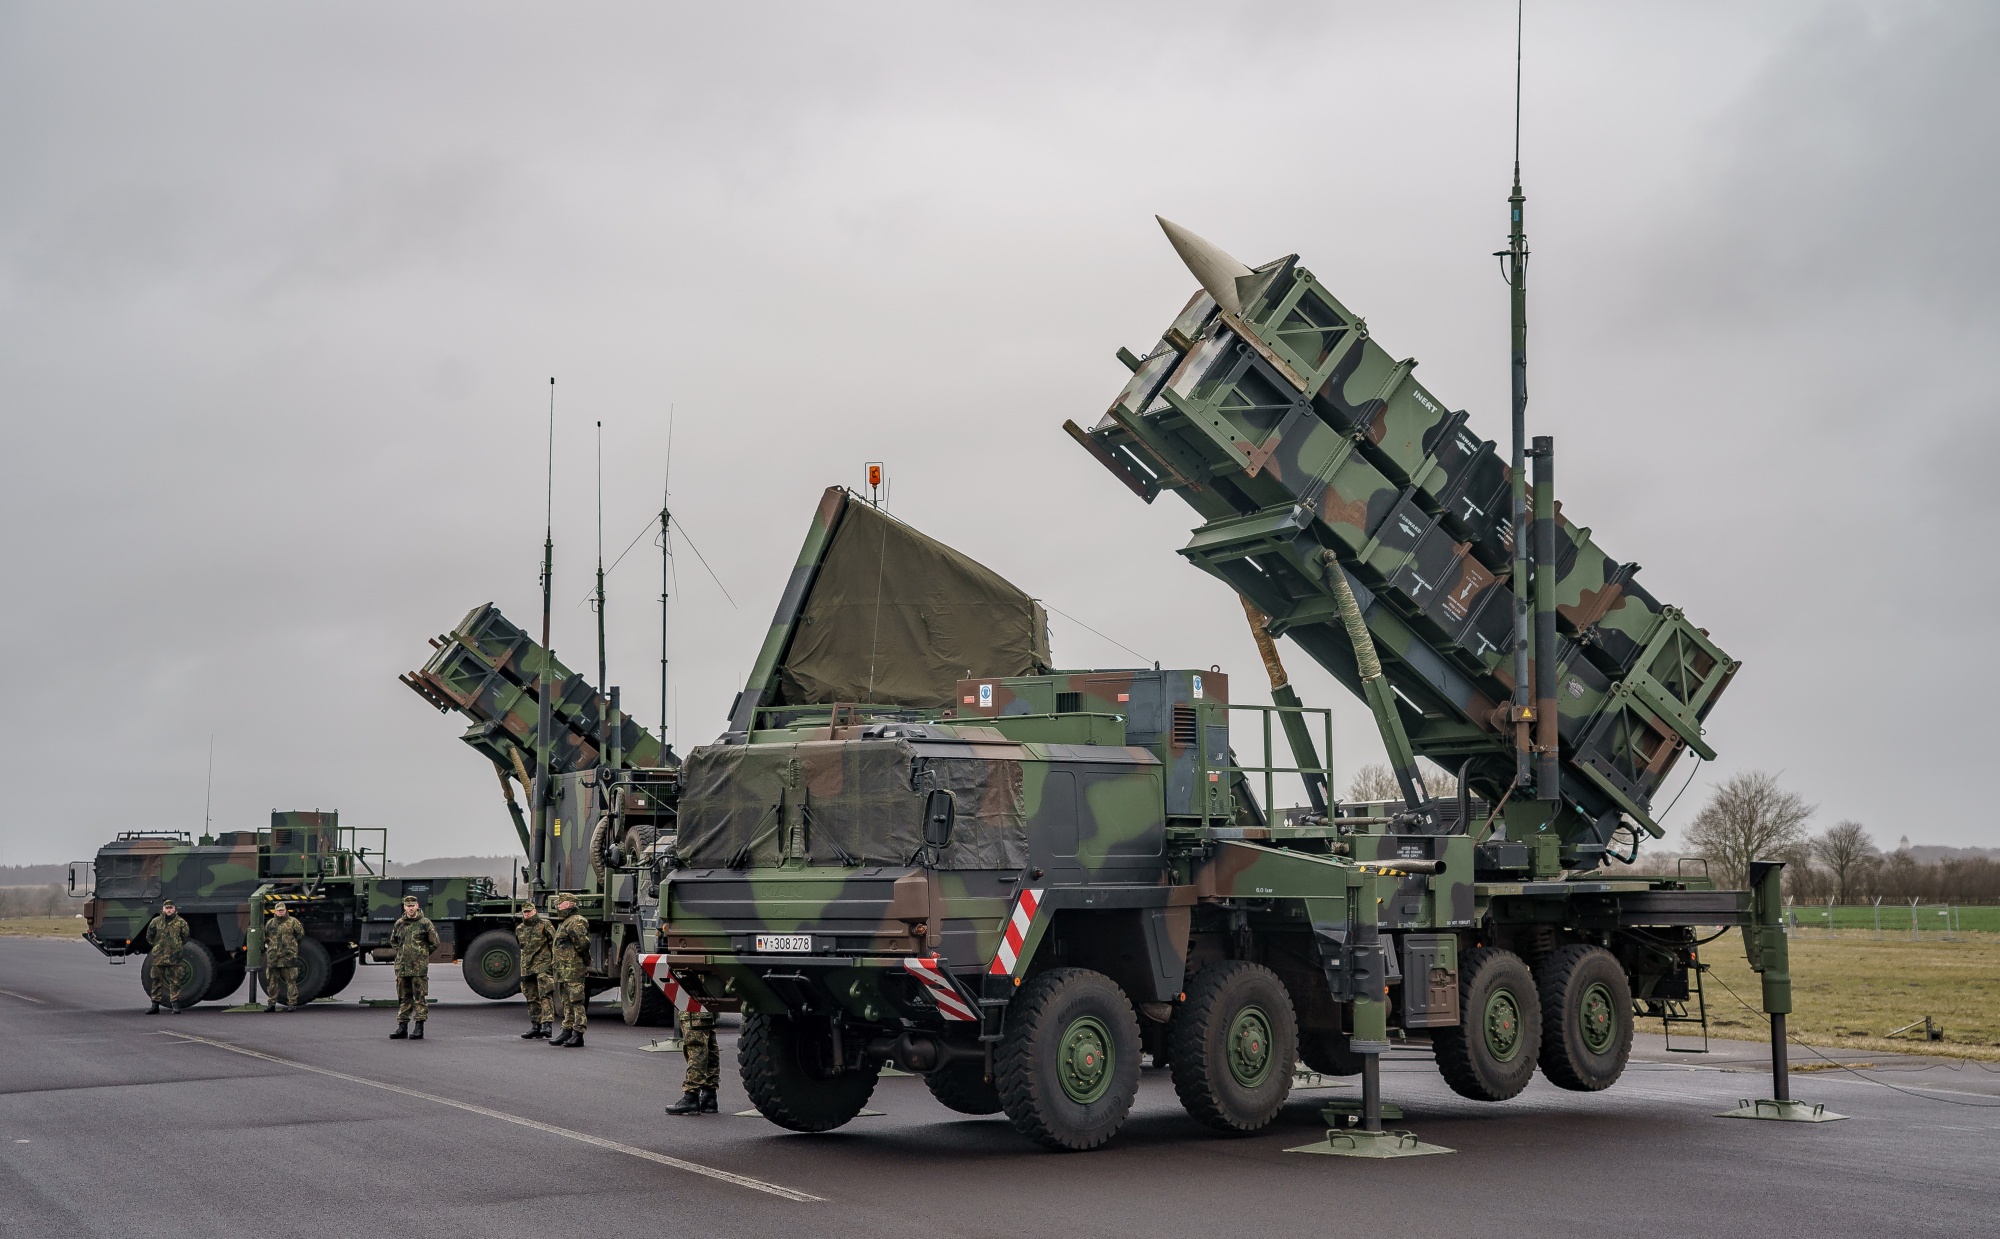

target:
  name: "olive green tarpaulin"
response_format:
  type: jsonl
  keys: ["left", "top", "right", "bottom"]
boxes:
{"left": 675, "top": 739, "right": 1028, "bottom": 870}
{"left": 776, "top": 499, "right": 1050, "bottom": 709}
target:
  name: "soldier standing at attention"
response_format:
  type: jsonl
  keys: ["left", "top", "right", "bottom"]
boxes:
{"left": 515, "top": 901, "right": 556, "bottom": 1039}
{"left": 663, "top": 1006, "right": 720, "bottom": 1115}
{"left": 261, "top": 901, "right": 306, "bottom": 1012}
{"left": 143, "top": 899, "right": 190, "bottom": 1015}
{"left": 548, "top": 896, "right": 590, "bottom": 1048}
{"left": 388, "top": 895, "right": 440, "bottom": 1041}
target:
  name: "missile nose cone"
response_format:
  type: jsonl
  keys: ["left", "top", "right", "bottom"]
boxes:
{"left": 1156, "top": 216, "right": 1252, "bottom": 315}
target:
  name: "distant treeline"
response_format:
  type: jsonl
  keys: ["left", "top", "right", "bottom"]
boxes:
{"left": 0, "top": 864, "right": 69, "bottom": 886}
{"left": 0, "top": 885, "right": 69, "bottom": 917}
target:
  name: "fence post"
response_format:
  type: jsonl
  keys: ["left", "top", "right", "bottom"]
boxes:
{"left": 1909, "top": 898, "right": 1920, "bottom": 942}
{"left": 1873, "top": 895, "right": 1882, "bottom": 939}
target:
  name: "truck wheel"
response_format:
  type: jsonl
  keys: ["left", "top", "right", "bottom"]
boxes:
{"left": 320, "top": 952, "right": 357, "bottom": 999}
{"left": 1169, "top": 961, "right": 1298, "bottom": 1134}
{"left": 205, "top": 957, "right": 246, "bottom": 1003}
{"left": 995, "top": 968, "right": 1142, "bottom": 1151}
{"left": 1433, "top": 947, "right": 1541, "bottom": 1101}
{"left": 738, "top": 1012, "right": 881, "bottom": 1132}
{"left": 145, "top": 941, "right": 215, "bottom": 1008}
{"left": 293, "top": 938, "right": 332, "bottom": 1004}
{"left": 461, "top": 929, "right": 521, "bottom": 1000}
{"left": 924, "top": 1062, "right": 1003, "bottom": 1115}
{"left": 1535, "top": 945, "right": 1633, "bottom": 1091}
{"left": 619, "top": 944, "right": 671, "bottom": 1026}
{"left": 1298, "top": 1031, "right": 1364, "bottom": 1077}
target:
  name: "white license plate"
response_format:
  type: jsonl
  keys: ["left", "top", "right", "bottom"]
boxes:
{"left": 755, "top": 934, "right": 813, "bottom": 953}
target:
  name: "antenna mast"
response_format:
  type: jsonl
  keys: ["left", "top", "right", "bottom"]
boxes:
{"left": 203, "top": 735, "right": 214, "bottom": 839}
{"left": 1504, "top": 0, "right": 1534, "bottom": 795}
{"left": 659, "top": 405, "right": 674, "bottom": 748}
{"left": 534, "top": 378, "right": 556, "bottom": 890}
{"left": 595, "top": 419, "right": 609, "bottom": 769}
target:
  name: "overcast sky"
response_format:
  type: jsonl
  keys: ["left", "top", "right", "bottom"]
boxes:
{"left": 3, "top": 1, "right": 1994, "bottom": 866}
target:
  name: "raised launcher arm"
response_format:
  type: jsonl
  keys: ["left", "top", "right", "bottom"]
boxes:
{"left": 1065, "top": 221, "right": 1738, "bottom": 869}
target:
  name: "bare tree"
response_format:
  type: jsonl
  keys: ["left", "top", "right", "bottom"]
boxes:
{"left": 1681, "top": 770, "right": 1815, "bottom": 890}
{"left": 1810, "top": 820, "right": 1877, "bottom": 904}
{"left": 1344, "top": 763, "right": 1401, "bottom": 803}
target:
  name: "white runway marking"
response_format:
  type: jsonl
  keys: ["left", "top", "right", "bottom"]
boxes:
{"left": 0, "top": 989, "right": 47, "bottom": 1004}
{"left": 162, "top": 1029, "right": 823, "bottom": 1201}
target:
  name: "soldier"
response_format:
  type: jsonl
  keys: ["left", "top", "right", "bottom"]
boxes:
{"left": 142, "top": 899, "right": 190, "bottom": 1015}
{"left": 388, "top": 894, "right": 440, "bottom": 1040}
{"left": 547, "top": 895, "right": 590, "bottom": 1048}
{"left": 663, "top": 1008, "right": 720, "bottom": 1115}
{"left": 261, "top": 901, "right": 306, "bottom": 1012}
{"left": 515, "top": 900, "right": 556, "bottom": 1039}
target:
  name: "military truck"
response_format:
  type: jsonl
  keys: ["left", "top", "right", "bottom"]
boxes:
{"left": 649, "top": 224, "right": 1798, "bottom": 1152}
{"left": 74, "top": 811, "right": 501, "bottom": 1009}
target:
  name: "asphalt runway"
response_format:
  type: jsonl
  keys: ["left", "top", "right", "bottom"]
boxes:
{"left": 3, "top": 934, "right": 1996, "bottom": 1239}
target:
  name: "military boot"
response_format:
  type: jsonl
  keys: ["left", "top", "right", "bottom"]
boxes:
{"left": 700, "top": 1088, "right": 718, "bottom": 1114}
{"left": 564, "top": 1030, "right": 585, "bottom": 1049}
{"left": 147, "top": 1001, "right": 160, "bottom": 1015}
{"left": 520, "top": 1022, "right": 542, "bottom": 1039}
{"left": 665, "top": 1090, "right": 703, "bottom": 1115}
{"left": 390, "top": 1022, "right": 409, "bottom": 1040}
{"left": 264, "top": 1002, "right": 277, "bottom": 1013}
{"left": 167, "top": 1004, "right": 181, "bottom": 1015}
{"left": 540, "top": 1023, "right": 554, "bottom": 1038}
{"left": 410, "top": 1022, "right": 425, "bottom": 1041}
{"left": 548, "top": 1027, "right": 575, "bottom": 1047}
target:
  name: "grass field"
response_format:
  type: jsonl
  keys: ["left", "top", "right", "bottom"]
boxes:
{"left": 1698, "top": 930, "right": 2000, "bottom": 1061}
{"left": 0, "top": 916, "right": 86, "bottom": 938}
{"left": 1789, "top": 903, "right": 2000, "bottom": 934}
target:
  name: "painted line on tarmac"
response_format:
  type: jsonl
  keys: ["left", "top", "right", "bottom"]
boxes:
{"left": 161, "top": 1030, "right": 823, "bottom": 1201}
{"left": 0, "top": 989, "right": 46, "bottom": 1004}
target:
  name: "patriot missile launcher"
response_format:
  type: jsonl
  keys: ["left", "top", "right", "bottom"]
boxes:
{"left": 1066, "top": 219, "right": 1737, "bottom": 871}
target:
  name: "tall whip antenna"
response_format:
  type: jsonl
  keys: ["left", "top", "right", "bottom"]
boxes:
{"left": 595, "top": 419, "right": 608, "bottom": 765}
{"left": 534, "top": 378, "right": 556, "bottom": 890}
{"left": 659, "top": 404, "right": 674, "bottom": 747}
{"left": 1502, "top": 0, "right": 1534, "bottom": 793}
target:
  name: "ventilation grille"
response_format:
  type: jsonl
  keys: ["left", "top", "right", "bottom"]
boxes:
{"left": 1172, "top": 705, "right": 1199, "bottom": 747}
{"left": 1056, "top": 692, "right": 1081, "bottom": 714}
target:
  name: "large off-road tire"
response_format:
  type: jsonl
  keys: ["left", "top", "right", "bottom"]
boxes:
{"left": 205, "top": 957, "right": 246, "bottom": 1003}
{"left": 1433, "top": 947, "right": 1541, "bottom": 1101}
{"left": 293, "top": 937, "right": 332, "bottom": 1004}
{"left": 738, "top": 1012, "right": 881, "bottom": 1132}
{"left": 924, "top": 1062, "right": 1003, "bottom": 1115}
{"left": 620, "top": 943, "right": 671, "bottom": 1026}
{"left": 1298, "top": 1031, "right": 1364, "bottom": 1077}
{"left": 144, "top": 940, "right": 215, "bottom": 1008}
{"left": 995, "top": 968, "right": 1142, "bottom": 1151}
{"left": 1535, "top": 944, "right": 1634, "bottom": 1092}
{"left": 622, "top": 823, "right": 658, "bottom": 865}
{"left": 461, "top": 929, "right": 521, "bottom": 1000}
{"left": 1169, "top": 962, "right": 1298, "bottom": 1134}
{"left": 320, "top": 952, "right": 357, "bottom": 999}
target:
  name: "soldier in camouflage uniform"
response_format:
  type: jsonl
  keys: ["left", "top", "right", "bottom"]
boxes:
{"left": 143, "top": 900, "right": 190, "bottom": 1014}
{"left": 663, "top": 1009, "right": 720, "bottom": 1115}
{"left": 388, "top": 895, "right": 439, "bottom": 1040}
{"left": 514, "top": 901, "right": 556, "bottom": 1039}
{"left": 547, "top": 896, "right": 590, "bottom": 1048}
{"left": 262, "top": 901, "right": 306, "bottom": 1012}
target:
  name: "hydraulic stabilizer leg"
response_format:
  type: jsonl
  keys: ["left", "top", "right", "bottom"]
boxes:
{"left": 1321, "top": 552, "right": 1430, "bottom": 819}
{"left": 1289, "top": 874, "right": 1451, "bottom": 1159}
{"left": 1718, "top": 860, "right": 1845, "bottom": 1122}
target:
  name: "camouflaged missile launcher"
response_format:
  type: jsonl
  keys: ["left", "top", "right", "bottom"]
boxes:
{"left": 1066, "top": 244, "right": 1738, "bottom": 861}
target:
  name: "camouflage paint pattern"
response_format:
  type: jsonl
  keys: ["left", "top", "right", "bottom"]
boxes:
{"left": 1066, "top": 243, "right": 1741, "bottom": 863}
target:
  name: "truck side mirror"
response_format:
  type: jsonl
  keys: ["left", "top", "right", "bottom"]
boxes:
{"left": 923, "top": 789, "right": 956, "bottom": 849}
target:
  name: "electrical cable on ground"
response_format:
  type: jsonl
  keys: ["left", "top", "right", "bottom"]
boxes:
{"left": 1704, "top": 969, "right": 2000, "bottom": 1108}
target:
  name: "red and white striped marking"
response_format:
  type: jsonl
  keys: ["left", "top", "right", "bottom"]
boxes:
{"left": 638, "top": 953, "right": 705, "bottom": 1015}
{"left": 902, "top": 955, "right": 978, "bottom": 1022}
{"left": 988, "top": 887, "right": 1044, "bottom": 976}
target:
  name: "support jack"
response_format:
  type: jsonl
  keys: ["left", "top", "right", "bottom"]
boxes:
{"left": 1285, "top": 1054, "right": 1453, "bottom": 1158}
{"left": 1716, "top": 1014, "right": 1845, "bottom": 1124}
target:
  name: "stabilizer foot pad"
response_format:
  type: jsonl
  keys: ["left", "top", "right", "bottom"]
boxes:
{"left": 1717, "top": 1098, "right": 1847, "bottom": 1122}
{"left": 1287, "top": 1128, "right": 1454, "bottom": 1158}
{"left": 639, "top": 1037, "right": 684, "bottom": 1053}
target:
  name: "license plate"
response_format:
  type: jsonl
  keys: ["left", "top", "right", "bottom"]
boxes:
{"left": 755, "top": 934, "right": 812, "bottom": 953}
